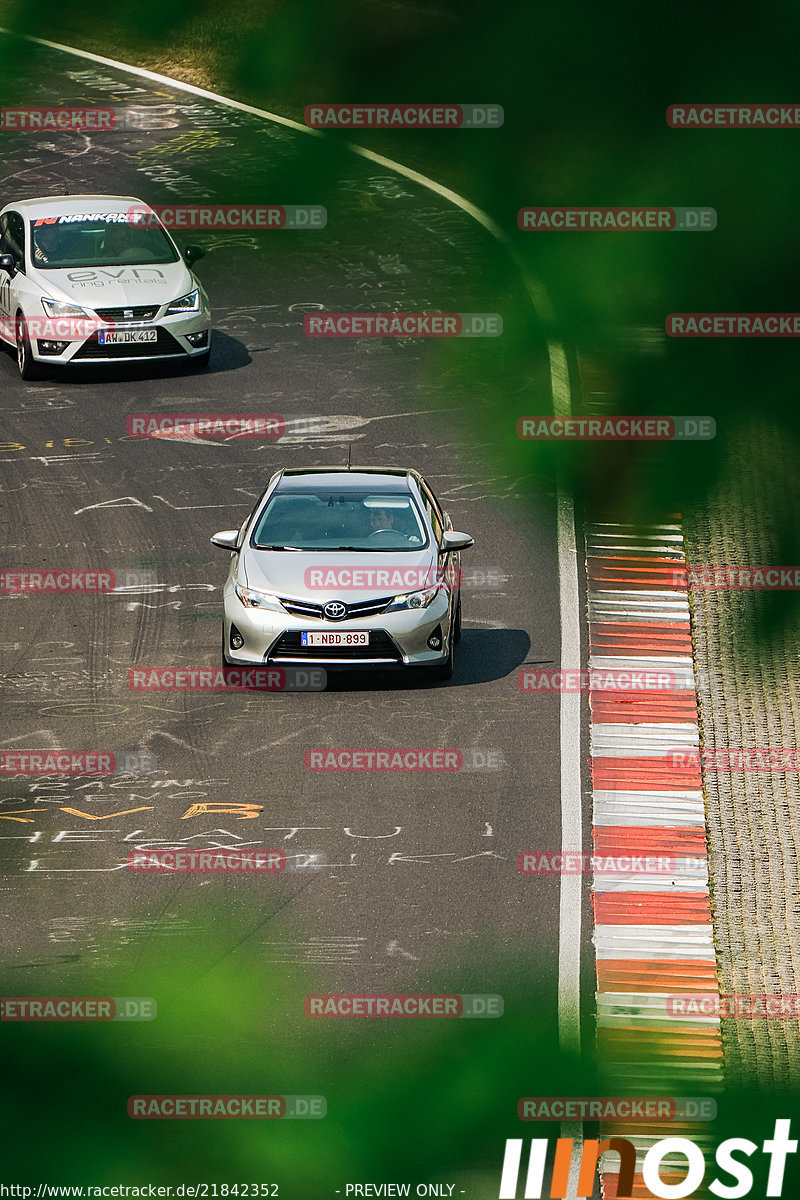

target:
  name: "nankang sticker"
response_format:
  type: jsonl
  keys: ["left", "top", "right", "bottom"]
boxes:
{"left": 33, "top": 212, "right": 149, "bottom": 226}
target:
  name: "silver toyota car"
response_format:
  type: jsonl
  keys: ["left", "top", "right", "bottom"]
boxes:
{"left": 212, "top": 467, "right": 474, "bottom": 680}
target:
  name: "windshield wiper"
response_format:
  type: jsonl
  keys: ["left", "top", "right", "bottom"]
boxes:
{"left": 255, "top": 545, "right": 304, "bottom": 551}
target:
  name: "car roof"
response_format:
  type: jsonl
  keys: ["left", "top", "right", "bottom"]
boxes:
{"left": 4, "top": 196, "right": 150, "bottom": 217}
{"left": 277, "top": 468, "right": 417, "bottom": 493}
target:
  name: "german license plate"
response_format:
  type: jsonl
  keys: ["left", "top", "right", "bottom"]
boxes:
{"left": 98, "top": 328, "right": 157, "bottom": 344}
{"left": 301, "top": 631, "right": 369, "bottom": 647}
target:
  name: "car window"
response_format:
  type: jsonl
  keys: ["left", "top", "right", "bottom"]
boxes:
{"left": 250, "top": 488, "right": 428, "bottom": 551}
{"left": 422, "top": 480, "right": 445, "bottom": 518}
{"left": 27, "top": 214, "right": 180, "bottom": 269}
{"left": 1, "top": 211, "right": 26, "bottom": 271}
{"left": 424, "top": 482, "right": 450, "bottom": 530}
{"left": 419, "top": 483, "right": 444, "bottom": 542}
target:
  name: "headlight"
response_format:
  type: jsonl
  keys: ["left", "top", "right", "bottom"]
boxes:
{"left": 41, "top": 298, "right": 89, "bottom": 318}
{"left": 385, "top": 585, "right": 441, "bottom": 613}
{"left": 166, "top": 289, "right": 201, "bottom": 315}
{"left": 234, "top": 583, "right": 284, "bottom": 612}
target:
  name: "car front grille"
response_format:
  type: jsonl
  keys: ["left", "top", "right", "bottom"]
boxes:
{"left": 268, "top": 630, "right": 401, "bottom": 662}
{"left": 72, "top": 329, "right": 186, "bottom": 359}
{"left": 92, "top": 305, "right": 160, "bottom": 323}
{"left": 279, "top": 595, "right": 393, "bottom": 620}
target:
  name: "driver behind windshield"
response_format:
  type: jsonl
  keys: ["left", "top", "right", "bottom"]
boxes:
{"left": 101, "top": 221, "right": 148, "bottom": 263}
{"left": 364, "top": 504, "right": 421, "bottom": 544}
{"left": 369, "top": 507, "right": 395, "bottom": 532}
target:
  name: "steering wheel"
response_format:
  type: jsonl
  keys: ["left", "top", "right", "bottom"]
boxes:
{"left": 369, "top": 528, "right": 394, "bottom": 537}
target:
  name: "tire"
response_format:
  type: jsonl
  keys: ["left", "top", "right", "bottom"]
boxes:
{"left": 189, "top": 348, "right": 211, "bottom": 370}
{"left": 16, "top": 313, "right": 42, "bottom": 380}
{"left": 452, "top": 594, "right": 462, "bottom": 644}
{"left": 221, "top": 629, "right": 231, "bottom": 668}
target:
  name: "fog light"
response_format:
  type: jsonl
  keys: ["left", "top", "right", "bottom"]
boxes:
{"left": 427, "top": 626, "right": 443, "bottom": 650}
{"left": 37, "top": 340, "right": 69, "bottom": 356}
{"left": 186, "top": 330, "right": 208, "bottom": 347}
{"left": 230, "top": 625, "right": 245, "bottom": 650}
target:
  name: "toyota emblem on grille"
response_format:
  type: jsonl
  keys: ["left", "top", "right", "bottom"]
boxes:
{"left": 323, "top": 600, "right": 347, "bottom": 621}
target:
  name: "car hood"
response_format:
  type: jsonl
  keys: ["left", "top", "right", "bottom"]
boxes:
{"left": 242, "top": 548, "right": 439, "bottom": 602}
{"left": 31, "top": 259, "right": 194, "bottom": 310}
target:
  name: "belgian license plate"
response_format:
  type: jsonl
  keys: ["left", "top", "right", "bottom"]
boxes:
{"left": 99, "top": 328, "right": 157, "bottom": 344}
{"left": 301, "top": 631, "right": 369, "bottom": 647}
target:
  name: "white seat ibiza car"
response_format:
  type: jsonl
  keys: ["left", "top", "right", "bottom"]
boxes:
{"left": 0, "top": 195, "right": 211, "bottom": 379}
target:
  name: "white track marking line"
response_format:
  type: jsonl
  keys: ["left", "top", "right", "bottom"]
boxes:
{"left": 557, "top": 482, "right": 582, "bottom": 1057}
{"left": 551, "top": 343, "right": 584, "bottom": 1196}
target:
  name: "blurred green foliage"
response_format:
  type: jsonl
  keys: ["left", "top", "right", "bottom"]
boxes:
{"left": 3, "top": 916, "right": 800, "bottom": 1196}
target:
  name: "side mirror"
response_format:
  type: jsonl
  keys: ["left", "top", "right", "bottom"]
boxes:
{"left": 0, "top": 253, "right": 16, "bottom": 275}
{"left": 184, "top": 244, "right": 206, "bottom": 267}
{"left": 210, "top": 530, "right": 239, "bottom": 551}
{"left": 440, "top": 531, "right": 474, "bottom": 553}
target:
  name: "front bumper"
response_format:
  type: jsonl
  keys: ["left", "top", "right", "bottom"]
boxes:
{"left": 27, "top": 308, "right": 211, "bottom": 364}
{"left": 222, "top": 587, "right": 453, "bottom": 671}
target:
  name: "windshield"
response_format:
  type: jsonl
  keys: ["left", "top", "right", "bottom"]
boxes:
{"left": 251, "top": 488, "right": 429, "bottom": 551}
{"left": 29, "top": 214, "right": 180, "bottom": 270}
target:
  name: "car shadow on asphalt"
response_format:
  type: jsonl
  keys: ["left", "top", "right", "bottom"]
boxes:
{"left": 3, "top": 330, "right": 250, "bottom": 386}
{"left": 322, "top": 627, "right": 532, "bottom": 690}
